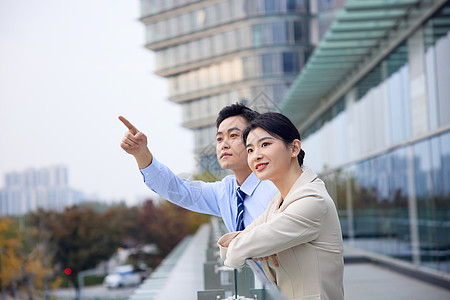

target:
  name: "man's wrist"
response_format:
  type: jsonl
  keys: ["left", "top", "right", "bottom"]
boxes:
{"left": 136, "top": 149, "right": 153, "bottom": 169}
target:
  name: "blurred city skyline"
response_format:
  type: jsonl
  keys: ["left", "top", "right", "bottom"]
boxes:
{"left": 0, "top": 0, "right": 195, "bottom": 205}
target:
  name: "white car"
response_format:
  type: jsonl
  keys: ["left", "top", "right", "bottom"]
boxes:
{"left": 103, "top": 265, "right": 142, "bottom": 289}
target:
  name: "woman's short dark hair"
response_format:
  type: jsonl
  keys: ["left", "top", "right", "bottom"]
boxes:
{"left": 216, "top": 103, "right": 260, "bottom": 128}
{"left": 243, "top": 112, "right": 306, "bottom": 166}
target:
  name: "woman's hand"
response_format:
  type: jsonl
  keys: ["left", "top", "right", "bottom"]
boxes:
{"left": 253, "top": 254, "right": 279, "bottom": 267}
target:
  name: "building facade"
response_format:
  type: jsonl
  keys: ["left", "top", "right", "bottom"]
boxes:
{"left": 0, "top": 166, "right": 84, "bottom": 216}
{"left": 282, "top": 0, "right": 450, "bottom": 274}
{"left": 139, "top": 0, "right": 449, "bottom": 277}
{"left": 140, "top": 0, "right": 315, "bottom": 172}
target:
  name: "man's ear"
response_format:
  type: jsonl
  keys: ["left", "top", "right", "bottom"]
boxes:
{"left": 291, "top": 139, "right": 301, "bottom": 158}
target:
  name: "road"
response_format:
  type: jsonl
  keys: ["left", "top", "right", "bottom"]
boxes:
{"left": 51, "top": 284, "right": 137, "bottom": 300}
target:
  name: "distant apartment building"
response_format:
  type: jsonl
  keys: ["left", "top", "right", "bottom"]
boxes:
{"left": 0, "top": 166, "right": 84, "bottom": 216}
{"left": 140, "top": 0, "right": 318, "bottom": 172}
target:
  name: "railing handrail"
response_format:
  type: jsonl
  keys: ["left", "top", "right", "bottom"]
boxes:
{"left": 245, "top": 259, "right": 288, "bottom": 300}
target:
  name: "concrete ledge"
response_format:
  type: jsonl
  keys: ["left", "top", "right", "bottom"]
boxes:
{"left": 344, "top": 245, "right": 450, "bottom": 290}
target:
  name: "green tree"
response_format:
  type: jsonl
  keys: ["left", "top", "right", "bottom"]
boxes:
{"left": 33, "top": 204, "right": 127, "bottom": 299}
{"left": 137, "top": 198, "right": 209, "bottom": 268}
{"left": 103, "top": 203, "right": 140, "bottom": 248}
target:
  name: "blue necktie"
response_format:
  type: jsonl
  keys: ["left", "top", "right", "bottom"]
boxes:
{"left": 236, "top": 187, "right": 246, "bottom": 231}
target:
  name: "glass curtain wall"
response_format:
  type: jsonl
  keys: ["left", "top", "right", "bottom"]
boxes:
{"left": 322, "top": 132, "right": 450, "bottom": 273}
{"left": 142, "top": 0, "right": 309, "bottom": 44}
{"left": 305, "top": 3, "right": 450, "bottom": 273}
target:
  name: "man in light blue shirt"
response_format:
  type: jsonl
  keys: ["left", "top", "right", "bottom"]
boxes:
{"left": 119, "top": 103, "right": 278, "bottom": 232}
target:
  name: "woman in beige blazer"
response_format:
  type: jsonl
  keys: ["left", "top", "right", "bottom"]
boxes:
{"left": 218, "top": 112, "right": 344, "bottom": 300}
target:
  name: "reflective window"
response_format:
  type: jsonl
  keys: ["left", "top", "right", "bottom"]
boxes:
{"left": 198, "top": 38, "right": 207, "bottom": 59}
{"left": 433, "top": 13, "right": 450, "bottom": 127}
{"left": 179, "top": 43, "right": 188, "bottom": 63}
{"left": 191, "top": 40, "right": 199, "bottom": 61}
{"left": 252, "top": 24, "right": 263, "bottom": 47}
{"left": 387, "top": 43, "right": 411, "bottom": 144}
{"left": 286, "top": 0, "right": 297, "bottom": 11}
{"left": 222, "top": 31, "right": 230, "bottom": 53}
{"left": 272, "top": 21, "right": 287, "bottom": 44}
{"left": 189, "top": 10, "right": 197, "bottom": 30}
{"left": 166, "top": 47, "right": 175, "bottom": 67}
{"left": 293, "top": 21, "right": 303, "bottom": 42}
{"left": 262, "top": 53, "right": 276, "bottom": 75}
{"left": 387, "top": 147, "right": 411, "bottom": 261}
{"left": 245, "top": 0, "right": 264, "bottom": 16}
{"left": 283, "top": 52, "right": 299, "bottom": 73}
{"left": 424, "top": 5, "right": 450, "bottom": 127}
{"left": 213, "top": 34, "right": 223, "bottom": 56}
{"left": 437, "top": 132, "right": 450, "bottom": 273}
{"left": 339, "top": 147, "right": 414, "bottom": 263}
{"left": 440, "top": 131, "right": 450, "bottom": 197}
{"left": 168, "top": 17, "right": 176, "bottom": 37}
{"left": 387, "top": 64, "right": 410, "bottom": 144}
{"left": 264, "top": 0, "right": 279, "bottom": 13}
{"left": 219, "top": 2, "right": 231, "bottom": 23}
{"left": 356, "top": 63, "right": 382, "bottom": 101}
{"left": 154, "top": 19, "right": 310, "bottom": 71}
{"left": 414, "top": 135, "right": 450, "bottom": 272}
{"left": 205, "top": 5, "right": 216, "bottom": 26}
{"left": 180, "top": 13, "right": 190, "bottom": 35}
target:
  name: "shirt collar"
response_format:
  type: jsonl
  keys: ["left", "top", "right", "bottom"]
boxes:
{"left": 238, "top": 172, "right": 261, "bottom": 197}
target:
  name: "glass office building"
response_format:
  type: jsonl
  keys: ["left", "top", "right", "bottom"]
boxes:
{"left": 140, "top": 0, "right": 314, "bottom": 172}
{"left": 282, "top": 0, "right": 450, "bottom": 274}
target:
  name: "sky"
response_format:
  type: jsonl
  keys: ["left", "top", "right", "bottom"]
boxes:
{"left": 0, "top": 0, "right": 195, "bottom": 205}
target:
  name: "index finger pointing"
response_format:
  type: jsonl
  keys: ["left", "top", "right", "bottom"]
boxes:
{"left": 118, "top": 115, "right": 139, "bottom": 135}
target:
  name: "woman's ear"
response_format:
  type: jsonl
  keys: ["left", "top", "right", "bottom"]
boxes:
{"left": 291, "top": 139, "right": 301, "bottom": 158}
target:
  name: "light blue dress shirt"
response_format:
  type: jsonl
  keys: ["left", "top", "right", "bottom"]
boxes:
{"left": 139, "top": 157, "right": 278, "bottom": 232}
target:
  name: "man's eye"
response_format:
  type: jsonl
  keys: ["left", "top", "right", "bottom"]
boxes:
{"left": 230, "top": 133, "right": 238, "bottom": 138}
{"left": 217, "top": 137, "right": 222, "bottom": 142}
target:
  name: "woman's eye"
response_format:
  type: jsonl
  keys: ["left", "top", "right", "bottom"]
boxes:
{"left": 217, "top": 137, "right": 222, "bottom": 142}
{"left": 247, "top": 149, "right": 253, "bottom": 153}
{"left": 262, "top": 142, "right": 270, "bottom": 147}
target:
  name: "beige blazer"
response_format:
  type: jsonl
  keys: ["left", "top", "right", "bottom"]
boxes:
{"left": 218, "top": 169, "right": 344, "bottom": 300}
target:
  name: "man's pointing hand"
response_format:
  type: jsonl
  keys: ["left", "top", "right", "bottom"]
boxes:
{"left": 119, "top": 116, "right": 153, "bottom": 169}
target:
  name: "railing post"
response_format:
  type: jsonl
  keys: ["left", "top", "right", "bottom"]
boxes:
{"left": 234, "top": 269, "right": 238, "bottom": 299}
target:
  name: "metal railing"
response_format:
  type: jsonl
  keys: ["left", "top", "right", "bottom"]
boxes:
{"left": 197, "top": 218, "right": 287, "bottom": 300}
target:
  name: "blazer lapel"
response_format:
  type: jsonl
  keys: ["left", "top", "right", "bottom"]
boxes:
{"left": 280, "top": 169, "right": 318, "bottom": 209}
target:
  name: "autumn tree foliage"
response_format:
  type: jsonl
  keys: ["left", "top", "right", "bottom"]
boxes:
{"left": 136, "top": 199, "right": 210, "bottom": 268}
{"left": 0, "top": 217, "right": 52, "bottom": 299}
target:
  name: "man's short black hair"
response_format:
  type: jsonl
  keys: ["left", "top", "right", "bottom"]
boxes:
{"left": 216, "top": 103, "right": 259, "bottom": 128}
